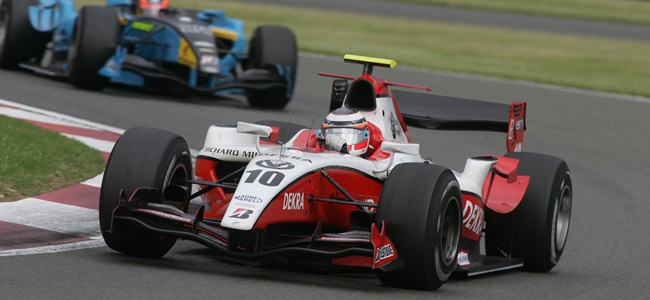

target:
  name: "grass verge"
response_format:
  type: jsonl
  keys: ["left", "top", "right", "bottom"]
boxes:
{"left": 76, "top": 0, "right": 650, "bottom": 97}
{"left": 392, "top": 0, "right": 650, "bottom": 26}
{"left": 0, "top": 115, "right": 105, "bottom": 202}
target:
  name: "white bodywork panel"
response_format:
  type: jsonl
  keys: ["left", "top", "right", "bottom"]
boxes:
{"left": 357, "top": 96, "right": 409, "bottom": 143}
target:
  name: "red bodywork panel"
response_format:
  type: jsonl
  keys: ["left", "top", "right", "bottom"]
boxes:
{"left": 195, "top": 158, "right": 230, "bottom": 218}
{"left": 255, "top": 168, "right": 382, "bottom": 229}
{"left": 196, "top": 155, "right": 383, "bottom": 229}
{"left": 461, "top": 193, "right": 484, "bottom": 241}
{"left": 481, "top": 156, "right": 530, "bottom": 214}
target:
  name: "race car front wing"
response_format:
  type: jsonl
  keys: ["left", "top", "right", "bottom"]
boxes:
{"left": 109, "top": 187, "right": 376, "bottom": 261}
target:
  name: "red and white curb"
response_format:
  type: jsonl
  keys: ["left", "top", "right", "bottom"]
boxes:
{"left": 0, "top": 99, "right": 123, "bottom": 257}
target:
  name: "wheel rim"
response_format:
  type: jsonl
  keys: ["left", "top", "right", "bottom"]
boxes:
{"left": 439, "top": 196, "right": 461, "bottom": 265}
{"left": 555, "top": 183, "right": 571, "bottom": 250}
{"left": 0, "top": 2, "right": 8, "bottom": 57}
{"left": 162, "top": 159, "right": 190, "bottom": 210}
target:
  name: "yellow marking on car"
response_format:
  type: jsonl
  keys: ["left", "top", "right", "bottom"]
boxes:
{"left": 132, "top": 21, "right": 154, "bottom": 32}
{"left": 118, "top": 16, "right": 129, "bottom": 26}
{"left": 178, "top": 39, "right": 197, "bottom": 69}
{"left": 211, "top": 28, "right": 238, "bottom": 41}
{"left": 343, "top": 54, "right": 397, "bottom": 68}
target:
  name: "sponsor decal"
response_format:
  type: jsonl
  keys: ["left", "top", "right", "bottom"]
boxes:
{"left": 132, "top": 21, "right": 154, "bottom": 32}
{"left": 177, "top": 23, "right": 212, "bottom": 36}
{"left": 134, "top": 209, "right": 192, "bottom": 223}
{"left": 234, "top": 202, "right": 256, "bottom": 209}
{"left": 229, "top": 208, "right": 253, "bottom": 219}
{"left": 200, "top": 55, "right": 218, "bottom": 66}
{"left": 203, "top": 147, "right": 258, "bottom": 158}
{"left": 463, "top": 201, "right": 484, "bottom": 236}
{"left": 515, "top": 119, "right": 524, "bottom": 131}
{"left": 255, "top": 159, "right": 295, "bottom": 170}
{"left": 233, "top": 194, "right": 263, "bottom": 204}
{"left": 318, "top": 236, "right": 367, "bottom": 242}
{"left": 390, "top": 113, "right": 397, "bottom": 139}
{"left": 457, "top": 251, "right": 470, "bottom": 266}
{"left": 374, "top": 244, "right": 395, "bottom": 263}
{"left": 283, "top": 193, "right": 304, "bottom": 210}
{"left": 194, "top": 41, "right": 215, "bottom": 48}
{"left": 260, "top": 153, "right": 312, "bottom": 163}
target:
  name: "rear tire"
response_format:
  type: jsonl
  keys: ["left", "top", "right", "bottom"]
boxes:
{"left": 68, "top": 6, "right": 119, "bottom": 90}
{"left": 376, "top": 163, "right": 462, "bottom": 290}
{"left": 99, "top": 127, "right": 192, "bottom": 258}
{"left": 485, "top": 152, "right": 572, "bottom": 272}
{"left": 0, "top": 0, "right": 49, "bottom": 69}
{"left": 246, "top": 25, "right": 297, "bottom": 109}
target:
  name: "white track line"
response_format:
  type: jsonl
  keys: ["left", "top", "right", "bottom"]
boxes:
{"left": 0, "top": 198, "right": 100, "bottom": 237}
{"left": 62, "top": 134, "right": 116, "bottom": 153}
{"left": 82, "top": 173, "right": 104, "bottom": 189}
{"left": 0, "top": 98, "right": 125, "bottom": 134}
{"left": 0, "top": 238, "right": 106, "bottom": 257}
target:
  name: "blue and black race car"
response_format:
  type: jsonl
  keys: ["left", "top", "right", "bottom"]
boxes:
{"left": 0, "top": 0, "right": 297, "bottom": 108}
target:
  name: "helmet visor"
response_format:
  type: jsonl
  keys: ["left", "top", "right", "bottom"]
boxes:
{"left": 324, "top": 127, "right": 367, "bottom": 146}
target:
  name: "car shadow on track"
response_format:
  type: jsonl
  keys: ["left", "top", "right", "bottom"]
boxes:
{"left": 97, "top": 241, "right": 523, "bottom": 294}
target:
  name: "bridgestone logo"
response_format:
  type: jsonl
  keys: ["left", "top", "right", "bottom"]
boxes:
{"left": 375, "top": 244, "right": 395, "bottom": 263}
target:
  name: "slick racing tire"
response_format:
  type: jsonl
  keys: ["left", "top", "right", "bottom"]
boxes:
{"left": 255, "top": 120, "right": 308, "bottom": 144}
{"left": 0, "top": 0, "right": 48, "bottom": 69}
{"left": 485, "top": 152, "right": 572, "bottom": 272}
{"left": 99, "top": 127, "right": 192, "bottom": 258}
{"left": 68, "top": 6, "right": 119, "bottom": 90}
{"left": 246, "top": 25, "right": 297, "bottom": 109}
{"left": 376, "top": 163, "right": 462, "bottom": 290}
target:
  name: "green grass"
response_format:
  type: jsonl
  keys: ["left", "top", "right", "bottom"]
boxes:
{"left": 392, "top": 0, "right": 650, "bottom": 25}
{"left": 0, "top": 115, "right": 105, "bottom": 201}
{"left": 74, "top": 0, "right": 650, "bottom": 97}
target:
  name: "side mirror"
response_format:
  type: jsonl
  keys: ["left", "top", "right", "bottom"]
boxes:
{"left": 381, "top": 141, "right": 419, "bottom": 156}
{"left": 237, "top": 122, "right": 272, "bottom": 138}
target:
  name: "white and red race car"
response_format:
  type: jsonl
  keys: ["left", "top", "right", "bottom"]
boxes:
{"left": 99, "top": 55, "right": 572, "bottom": 290}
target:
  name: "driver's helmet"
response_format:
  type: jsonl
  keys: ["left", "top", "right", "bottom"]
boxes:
{"left": 135, "top": 0, "right": 169, "bottom": 16}
{"left": 321, "top": 107, "right": 370, "bottom": 156}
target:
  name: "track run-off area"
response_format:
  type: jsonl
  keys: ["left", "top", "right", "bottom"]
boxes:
{"left": 0, "top": 54, "right": 649, "bottom": 299}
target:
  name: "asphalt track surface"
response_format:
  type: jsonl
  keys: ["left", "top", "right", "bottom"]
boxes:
{"left": 239, "top": 0, "right": 650, "bottom": 41}
{"left": 1, "top": 54, "right": 649, "bottom": 299}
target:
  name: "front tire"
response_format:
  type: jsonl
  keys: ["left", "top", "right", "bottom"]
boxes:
{"left": 376, "top": 163, "right": 462, "bottom": 290}
{"left": 68, "top": 6, "right": 119, "bottom": 90}
{"left": 0, "top": 0, "right": 49, "bottom": 69}
{"left": 485, "top": 152, "right": 572, "bottom": 272}
{"left": 246, "top": 25, "right": 297, "bottom": 109}
{"left": 99, "top": 127, "right": 192, "bottom": 258}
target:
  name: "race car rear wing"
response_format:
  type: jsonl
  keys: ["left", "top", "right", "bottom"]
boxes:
{"left": 394, "top": 90, "right": 526, "bottom": 152}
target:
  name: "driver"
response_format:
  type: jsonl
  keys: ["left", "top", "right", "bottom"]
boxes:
{"left": 133, "top": 0, "right": 169, "bottom": 16}
{"left": 320, "top": 107, "right": 370, "bottom": 156}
